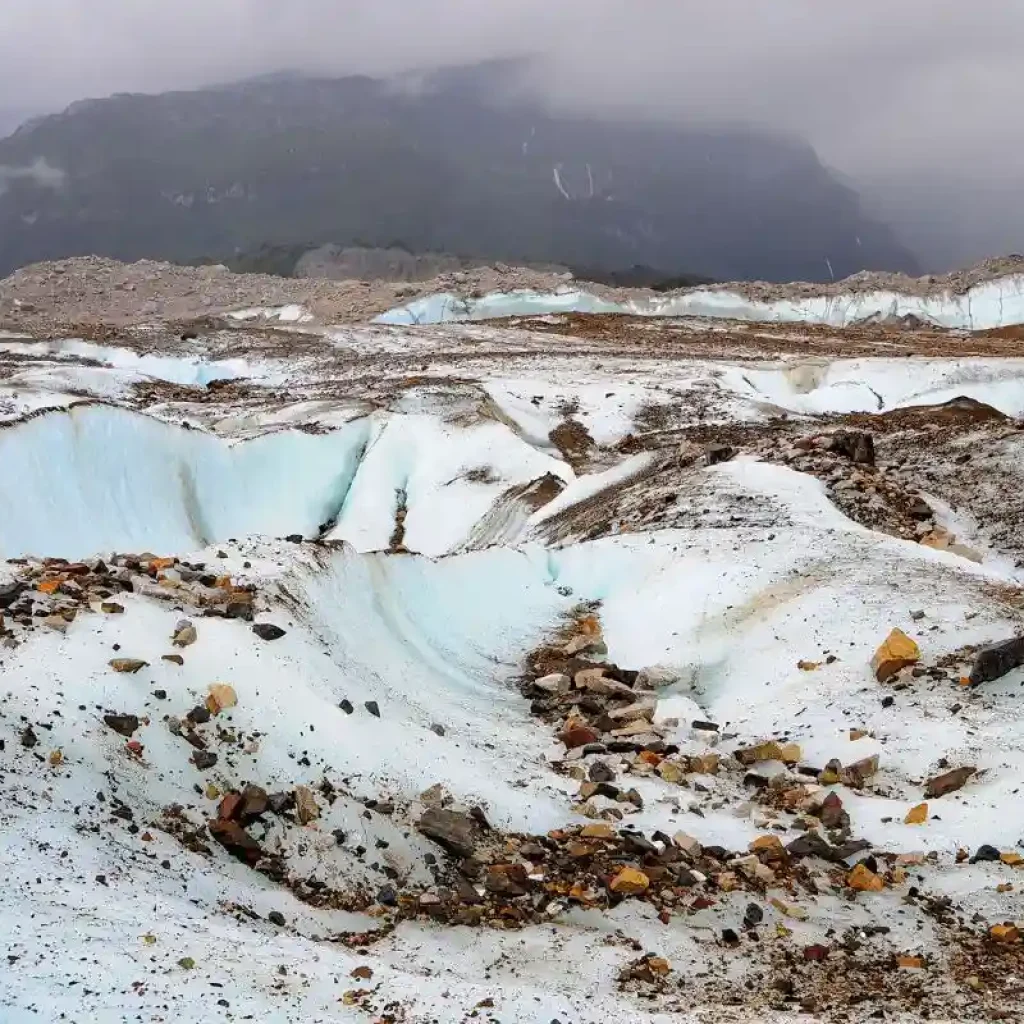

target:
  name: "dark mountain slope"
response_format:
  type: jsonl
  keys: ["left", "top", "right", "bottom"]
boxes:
{"left": 0, "top": 69, "right": 918, "bottom": 282}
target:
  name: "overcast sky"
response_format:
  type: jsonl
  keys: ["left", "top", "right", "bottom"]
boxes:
{"left": 2, "top": 1, "right": 1021, "bottom": 265}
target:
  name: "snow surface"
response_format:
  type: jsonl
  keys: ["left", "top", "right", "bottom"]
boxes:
{"left": 5, "top": 331, "right": 1024, "bottom": 1020}
{"left": 374, "top": 274, "right": 1024, "bottom": 330}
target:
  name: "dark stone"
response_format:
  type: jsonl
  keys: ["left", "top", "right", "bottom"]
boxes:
{"left": 0, "top": 581, "right": 26, "bottom": 608}
{"left": 103, "top": 714, "right": 140, "bottom": 737}
{"left": 377, "top": 884, "right": 398, "bottom": 906}
{"left": 691, "top": 719, "right": 720, "bottom": 732}
{"left": 364, "top": 701, "right": 380, "bottom": 718}
{"left": 969, "top": 636, "right": 1024, "bottom": 686}
{"left": 267, "top": 911, "right": 286, "bottom": 927}
{"left": 339, "top": 699, "right": 354, "bottom": 714}
{"left": 192, "top": 751, "right": 218, "bottom": 770}
{"left": 239, "top": 785, "right": 269, "bottom": 822}
{"left": 743, "top": 902, "right": 764, "bottom": 928}
{"left": 252, "top": 623, "right": 287, "bottom": 642}
{"left": 881, "top": 696, "right": 895, "bottom": 708}
{"left": 152, "top": 689, "right": 167, "bottom": 700}
{"left": 285, "top": 534, "right": 304, "bottom": 544}
{"left": 19, "top": 725, "right": 38, "bottom": 748}
{"left": 187, "top": 706, "right": 211, "bottom": 725}
{"left": 721, "top": 928, "right": 740, "bottom": 946}
{"left": 786, "top": 830, "right": 835, "bottom": 861}
{"left": 971, "top": 844, "right": 1002, "bottom": 864}
{"left": 416, "top": 808, "right": 479, "bottom": 859}
{"left": 803, "top": 944, "right": 830, "bottom": 961}
{"left": 706, "top": 443, "right": 735, "bottom": 466}
{"left": 829, "top": 430, "right": 875, "bottom": 465}
{"left": 224, "top": 599, "right": 254, "bottom": 621}
{"left": 588, "top": 761, "right": 616, "bottom": 783}
{"left": 430, "top": 723, "right": 446, "bottom": 736}
{"left": 267, "top": 791, "right": 294, "bottom": 814}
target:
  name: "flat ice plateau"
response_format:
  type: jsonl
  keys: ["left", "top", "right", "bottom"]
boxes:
{"left": 2, "top": 309, "right": 1024, "bottom": 1023}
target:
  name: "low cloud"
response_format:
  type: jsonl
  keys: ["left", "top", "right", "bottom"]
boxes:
{"left": 0, "top": 158, "right": 66, "bottom": 196}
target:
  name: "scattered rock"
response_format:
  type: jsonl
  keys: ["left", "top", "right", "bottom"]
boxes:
{"left": 207, "top": 819, "right": 263, "bottom": 864}
{"left": 848, "top": 863, "right": 885, "bottom": 892}
{"left": 904, "top": 802, "right": 929, "bottom": 825}
{"left": 924, "top": 766, "right": 976, "bottom": 799}
{"left": 829, "top": 430, "right": 875, "bottom": 465}
{"left": 969, "top": 636, "right": 1024, "bottom": 686}
{"left": 294, "top": 785, "right": 321, "bottom": 825}
{"left": 103, "top": 713, "right": 140, "bottom": 737}
{"left": 252, "top": 623, "right": 287, "bottom": 642}
{"left": 101, "top": 602, "right": 124, "bottom": 614}
{"left": 109, "top": 658, "right": 148, "bottom": 674}
{"left": 205, "top": 683, "right": 237, "bottom": 715}
{"left": 609, "top": 867, "right": 650, "bottom": 895}
{"left": 267, "top": 911, "right": 286, "bottom": 927}
{"left": 172, "top": 624, "right": 197, "bottom": 648}
{"left": 191, "top": 751, "right": 218, "bottom": 771}
{"left": 364, "top": 701, "right": 380, "bottom": 718}
{"left": 870, "top": 629, "right": 920, "bottom": 682}
{"left": 429, "top": 723, "right": 446, "bottom": 736}
{"left": 705, "top": 443, "right": 735, "bottom": 466}
{"left": 19, "top": 725, "right": 38, "bottom": 748}
{"left": 735, "top": 740, "right": 801, "bottom": 765}
{"left": 162, "top": 654, "right": 184, "bottom": 666}
{"left": 416, "top": 807, "right": 479, "bottom": 859}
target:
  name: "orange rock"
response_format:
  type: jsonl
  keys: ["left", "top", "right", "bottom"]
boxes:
{"left": 578, "top": 615, "right": 601, "bottom": 636}
{"left": 797, "top": 660, "right": 822, "bottom": 671}
{"left": 897, "top": 955, "right": 924, "bottom": 969}
{"left": 580, "top": 823, "right": 615, "bottom": 839}
{"left": 990, "top": 924, "right": 1021, "bottom": 943}
{"left": 848, "top": 863, "right": 885, "bottom": 892}
{"left": 647, "top": 957, "right": 671, "bottom": 975}
{"left": 749, "top": 835, "right": 787, "bottom": 862}
{"left": 37, "top": 579, "right": 62, "bottom": 594}
{"left": 206, "top": 683, "right": 238, "bottom": 714}
{"left": 870, "top": 628, "right": 920, "bottom": 682}
{"left": 609, "top": 867, "right": 650, "bottom": 895}
{"left": 849, "top": 728, "right": 869, "bottom": 741}
{"left": 638, "top": 750, "right": 662, "bottom": 766}
{"left": 904, "top": 802, "right": 929, "bottom": 825}
{"left": 1000, "top": 852, "right": 1024, "bottom": 867}
{"left": 149, "top": 557, "right": 176, "bottom": 571}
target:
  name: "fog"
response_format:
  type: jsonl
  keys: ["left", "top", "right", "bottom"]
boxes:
{"left": 2, "top": 1, "right": 1021, "bottom": 270}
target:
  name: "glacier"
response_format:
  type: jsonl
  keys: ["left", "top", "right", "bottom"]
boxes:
{"left": 374, "top": 273, "right": 1024, "bottom": 329}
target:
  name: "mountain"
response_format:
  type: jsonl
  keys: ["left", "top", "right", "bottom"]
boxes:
{"left": 0, "top": 65, "right": 918, "bottom": 282}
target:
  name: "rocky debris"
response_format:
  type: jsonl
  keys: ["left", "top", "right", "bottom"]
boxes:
{"left": 294, "top": 785, "right": 321, "bottom": 825}
{"left": 205, "top": 683, "right": 238, "bottom": 715}
{"left": 103, "top": 713, "right": 140, "bottom": 737}
{"left": 416, "top": 808, "right": 481, "bottom": 859}
{"left": 904, "top": 802, "right": 929, "bottom": 825}
{"left": 191, "top": 751, "right": 218, "bottom": 771}
{"left": 172, "top": 621, "right": 197, "bottom": 647}
{"left": 252, "top": 623, "right": 287, "bottom": 641}
{"left": 871, "top": 628, "right": 920, "bottom": 682}
{"left": 829, "top": 430, "right": 875, "bottom": 466}
{"left": 925, "top": 766, "right": 976, "bottom": 799}
{"left": 705, "top": 443, "right": 735, "bottom": 466}
{"left": 208, "top": 819, "right": 264, "bottom": 866}
{"left": 969, "top": 636, "right": 1024, "bottom": 686}
{"left": 848, "top": 863, "right": 885, "bottom": 892}
{"left": 109, "top": 658, "right": 148, "bottom": 674}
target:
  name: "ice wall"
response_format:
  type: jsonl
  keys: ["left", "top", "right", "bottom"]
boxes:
{"left": 373, "top": 274, "right": 1024, "bottom": 330}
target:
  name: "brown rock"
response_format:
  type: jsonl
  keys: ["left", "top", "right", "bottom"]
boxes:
{"left": 416, "top": 807, "right": 478, "bottom": 858}
{"left": 870, "top": 629, "right": 920, "bottom": 682}
{"left": 172, "top": 624, "right": 197, "bottom": 648}
{"left": 735, "top": 740, "right": 801, "bottom": 765}
{"left": 294, "top": 785, "right": 321, "bottom": 825}
{"left": 218, "top": 791, "right": 243, "bottom": 821}
{"left": 109, "top": 658, "right": 148, "bottom": 674}
{"left": 990, "top": 924, "right": 1021, "bottom": 943}
{"left": 819, "top": 792, "right": 849, "bottom": 830}
{"left": 103, "top": 713, "right": 140, "bottom": 737}
{"left": 897, "top": 955, "right": 924, "bottom": 969}
{"left": 208, "top": 819, "right": 263, "bottom": 865}
{"left": 580, "top": 823, "right": 615, "bottom": 839}
{"left": 924, "top": 766, "right": 976, "bottom": 799}
{"left": 162, "top": 654, "right": 185, "bottom": 666}
{"left": 749, "top": 835, "right": 787, "bottom": 862}
{"left": 560, "top": 721, "right": 600, "bottom": 749}
{"left": 843, "top": 754, "right": 880, "bottom": 788}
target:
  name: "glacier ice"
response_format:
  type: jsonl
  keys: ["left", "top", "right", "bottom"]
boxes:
{"left": 373, "top": 274, "right": 1024, "bottom": 330}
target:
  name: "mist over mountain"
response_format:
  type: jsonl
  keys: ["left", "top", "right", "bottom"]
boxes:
{"left": 0, "top": 65, "right": 918, "bottom": 282}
